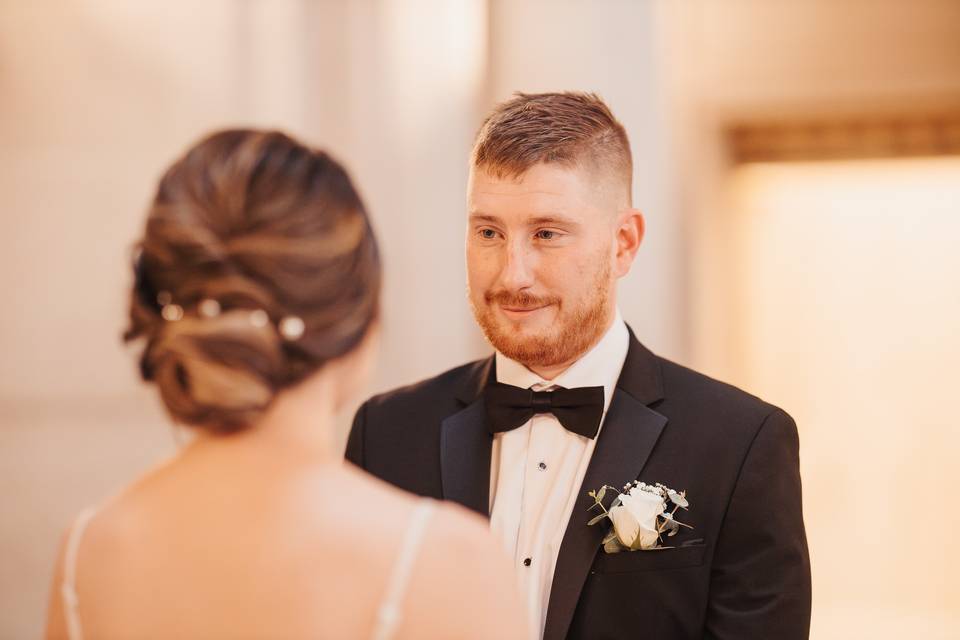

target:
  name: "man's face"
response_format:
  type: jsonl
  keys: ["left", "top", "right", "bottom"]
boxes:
{"left": 466, "top": 162, "right": 624, "bottom": 373}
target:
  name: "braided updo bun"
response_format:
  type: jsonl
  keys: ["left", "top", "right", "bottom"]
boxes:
{"left": 124, "top": 129, "right": 380, "bottom": 434}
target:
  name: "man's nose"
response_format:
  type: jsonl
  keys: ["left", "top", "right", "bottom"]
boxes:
{"left": 499, "top": 240, "right": 535, "bottom": 290}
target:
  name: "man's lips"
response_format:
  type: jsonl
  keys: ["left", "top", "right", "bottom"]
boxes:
{"left": 497, "top": 303, "right": 550, "bottom": 317}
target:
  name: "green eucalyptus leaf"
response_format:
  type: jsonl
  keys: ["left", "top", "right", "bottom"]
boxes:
{"left": 597, "top": 486, "right": 607, "bottom": 503}
{"left": 668, "top": 490, "right": 689, "bottom": 508}
{"left": 587, "top": 513, "right": 608, "bottom": 526}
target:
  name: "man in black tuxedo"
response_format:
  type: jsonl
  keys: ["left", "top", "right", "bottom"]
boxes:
{"left": 346, "top": 92, "right": 810, "bottom": 639}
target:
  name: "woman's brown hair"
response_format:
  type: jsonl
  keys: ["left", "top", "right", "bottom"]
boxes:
{"left": 125, "top": 129, "right": 380, "bottom": 433}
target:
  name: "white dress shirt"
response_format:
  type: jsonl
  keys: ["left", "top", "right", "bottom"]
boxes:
{"left": 488, "top": 309, "right": 629, "bottom": 638}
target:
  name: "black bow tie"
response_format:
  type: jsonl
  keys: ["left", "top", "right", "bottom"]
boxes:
{"left": 484, "top": 382, "right": 605, "bottom": 439}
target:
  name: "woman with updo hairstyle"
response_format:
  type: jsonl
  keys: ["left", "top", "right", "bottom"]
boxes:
{"left": 44, "top": 130, "right": 528, "bottom": 640}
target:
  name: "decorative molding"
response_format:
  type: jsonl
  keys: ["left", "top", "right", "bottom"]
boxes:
{"left": 728, "top": 112, "right": 960, "bottom": 162}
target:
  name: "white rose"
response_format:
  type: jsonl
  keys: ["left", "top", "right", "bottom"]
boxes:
{"left": 608, "top": 487, "right": 665, "bottom": 550}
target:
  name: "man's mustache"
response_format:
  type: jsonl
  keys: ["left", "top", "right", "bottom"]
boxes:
{"left": 484, "top": 290, "right": 560, "bottom": 309}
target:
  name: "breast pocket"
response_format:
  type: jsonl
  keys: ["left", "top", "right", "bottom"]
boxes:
{"left": 591, "top": 542, "right": 707, "bottom": 574}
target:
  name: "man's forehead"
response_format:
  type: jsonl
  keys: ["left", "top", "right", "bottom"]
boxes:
{"left": 468, "top": 160, "right": 627, "bottom": 214}
{"left": 470, "top": 161, "right": 586, "bottom": 189}
{"left": 469, "top": 189, "right": 580, "bottom": 211}
{"left": 469, "top": 164, "right": 591, "bottom": 210}
{"left": 468, "top": 198, "right": 586, "bottom": 227}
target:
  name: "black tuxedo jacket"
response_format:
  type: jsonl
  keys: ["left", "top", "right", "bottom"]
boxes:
{"left": 346, "top": 330, "right": 811, "bottom": 639}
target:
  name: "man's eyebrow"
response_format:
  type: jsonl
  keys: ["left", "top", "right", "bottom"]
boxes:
{"left": 527, "top": 215, "right": 580, "bottom": 227}
{"left": 468, "top": 213, "right": 501, "bottom": 224}
{"left": 469, "top": 213, "right": 581, "bottom": 227}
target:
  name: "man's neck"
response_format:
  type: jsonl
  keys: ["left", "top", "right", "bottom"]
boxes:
{"left": 527, "top": 359, "right": 579, "bottom": 382}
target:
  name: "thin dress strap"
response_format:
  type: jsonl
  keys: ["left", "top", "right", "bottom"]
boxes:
{"left": 61, "top": 507, "right": 96, "bottom": 640}
{"left": 370, "top": 498, "right": 437, "bottom": 640}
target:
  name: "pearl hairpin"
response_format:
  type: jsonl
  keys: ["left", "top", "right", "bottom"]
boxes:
{"left": 160, "top": 303, "right": 183, "bottom": 322}
{"left": 278, "top": 315, "right": 305, "bottom": 340}
{"left": 249, "top": 309, "right": 270, "bottom": 328}
{"left": 155, "top": 292, "right": 304, "bottom": 341}
{"left": 198, "top": 299, "right": 221, "bottom": 318}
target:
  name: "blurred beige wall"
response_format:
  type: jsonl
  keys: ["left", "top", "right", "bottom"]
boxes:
{"left": 660, "top": 0, "right": 960, "bottom": 372}
{"left": 3, "top": 1, "right": 959, "bottom": 638}
{"left": 727, "top": 157, "right": 960, "bottom": 637}
{"left": 663, "top": 1, "right": 960, "bottom": 638}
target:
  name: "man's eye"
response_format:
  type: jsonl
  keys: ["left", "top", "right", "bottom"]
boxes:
{"left": 535, "top": 230, "right": 556, "bottom": 240}
{"left": 479, "top": 228, "right": 498, "bottom": 240}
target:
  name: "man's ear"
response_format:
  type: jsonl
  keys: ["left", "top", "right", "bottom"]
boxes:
{"left": 613, "top": 208, "right": 644, "bottom": 278}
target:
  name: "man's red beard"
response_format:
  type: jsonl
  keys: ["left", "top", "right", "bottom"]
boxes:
{"left": 470, "top": 260, "right": 613, "bottom": 370}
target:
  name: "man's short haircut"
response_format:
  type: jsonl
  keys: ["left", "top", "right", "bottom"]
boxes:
{"left": 471, "top": 91, "right": 633, "bottom": 203}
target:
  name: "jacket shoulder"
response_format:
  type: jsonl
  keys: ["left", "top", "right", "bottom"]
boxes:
{"left": 363, "top": 357, "right": 489, "bottom": 414}
{"left": 655, "top": 356, "right": 790, "bottom": 429}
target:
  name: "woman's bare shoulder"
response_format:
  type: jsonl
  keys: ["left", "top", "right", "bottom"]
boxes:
{"left": 398, "top": 500, "right": 531, "bottom": 640}
{"left": 52, "top": 460, "right": 530, "bottom": 639}
{"left": 335, "top": 469, "right": 530, "bottom": 638}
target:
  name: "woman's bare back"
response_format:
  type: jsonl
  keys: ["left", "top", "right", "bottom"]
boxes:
{"left": 47, "top": 440, "right": 529, "bottom": 639}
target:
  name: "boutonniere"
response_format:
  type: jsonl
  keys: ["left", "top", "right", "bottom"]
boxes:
{"left": 586, "top": 481, "right": 692, "bottom": 552}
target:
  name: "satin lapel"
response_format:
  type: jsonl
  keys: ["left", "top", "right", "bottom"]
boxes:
{"left": 542, "top": 389, "right": 668, "bottom": 640}
{"left": 440, "top": 398, "right": 492, "bottom": 517}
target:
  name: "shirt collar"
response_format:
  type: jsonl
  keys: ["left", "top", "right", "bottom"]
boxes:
{"left": 495, "top": 308, "right": 629, "bottom": 414}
